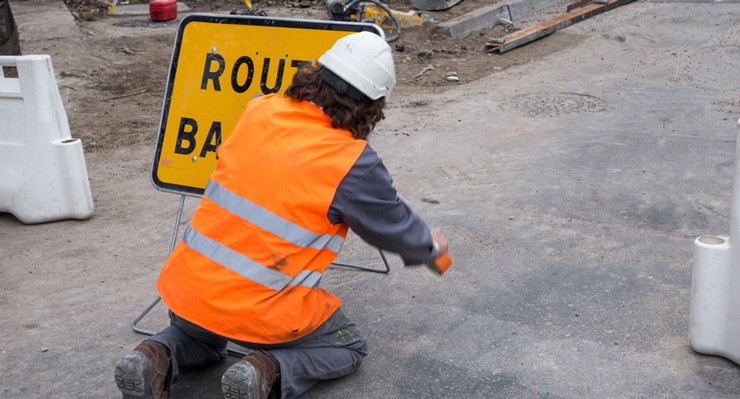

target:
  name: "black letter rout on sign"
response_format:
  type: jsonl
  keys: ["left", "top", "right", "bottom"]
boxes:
{"left": 201, "top": 53, "right": 226, "bottom": 91}
{"left": 201, "top": 55, "right": 311, "bottom": 95}
{"left": 199, "top": 122, "right": 222, "bottom": 158}
{"left": 291, "top": 60, "right": 311, "bottom": 70}
{"left": 260, "top": 58, "right": 286, "bottom": 94}
{"left": 175, "top": 117, "right": 197, "bottom": 154}
{"left": 231, "top": 56, "right": 255, "bottom": 94}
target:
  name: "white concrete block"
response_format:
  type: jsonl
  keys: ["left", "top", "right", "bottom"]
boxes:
{"left": 0, "top": 55, "right": 94, "bottom": 224}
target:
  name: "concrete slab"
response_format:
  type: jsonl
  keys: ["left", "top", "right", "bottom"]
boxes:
{"left": 437, "top": 0, "right": 561, "bottom": 38}
{"left": 437, "top": 2, "right": 512, "bottom": 38}
{"left": 11, "top": 0, "right": 77, "bottom": 43}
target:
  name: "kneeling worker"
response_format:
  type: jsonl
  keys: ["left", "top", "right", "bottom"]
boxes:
{"left": 114, "top": 31, "right": 450, "bottom": 399}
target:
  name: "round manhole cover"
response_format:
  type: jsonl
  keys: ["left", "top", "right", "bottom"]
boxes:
{"left": 501, "top": 92, "right": 607, "bottom": 117}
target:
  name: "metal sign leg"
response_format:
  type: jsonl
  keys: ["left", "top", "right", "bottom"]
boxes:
{"left": 130, "top": 195, "right": 186, "bottom": 336}
{"left": 332, "top": 248, "right": 391, "bottom": 274}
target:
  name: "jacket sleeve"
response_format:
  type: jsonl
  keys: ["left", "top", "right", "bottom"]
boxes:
{"left": 328, "top": 145, "right": 435, "bottom": 266}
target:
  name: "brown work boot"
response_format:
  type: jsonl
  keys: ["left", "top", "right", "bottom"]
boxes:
{"left": 114, "top": 340, "right": 171, "bottom": 399}
{"left": 221, "top": 350, "right": 280, "bottom": 399}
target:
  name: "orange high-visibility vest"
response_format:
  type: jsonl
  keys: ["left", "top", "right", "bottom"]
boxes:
{"left": 156, "top": 94, "right": 367, "bottom": 344}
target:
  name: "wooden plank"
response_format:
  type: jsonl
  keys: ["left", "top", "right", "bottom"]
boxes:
{"left": 487, "top": 0, "right": 635, "bottom": 53}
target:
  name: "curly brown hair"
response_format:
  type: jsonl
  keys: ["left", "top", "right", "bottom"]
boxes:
{"left": 284, "top": 63, "right": 386, "bottom": 140}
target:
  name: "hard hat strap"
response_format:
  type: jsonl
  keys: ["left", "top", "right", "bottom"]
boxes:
{"left": 319, "top": 67, "right": 368, "bottom": 101}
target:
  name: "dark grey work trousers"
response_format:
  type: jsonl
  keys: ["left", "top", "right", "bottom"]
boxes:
{"left": 148, "top": 308, "right": 368, "bottom": 399}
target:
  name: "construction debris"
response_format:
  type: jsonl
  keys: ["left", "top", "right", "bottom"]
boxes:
{"left": 486, "top": 0, "right": 635, "bottom": 54}
{"left": 414, "top": 64, "right": 434, "bottom": 79}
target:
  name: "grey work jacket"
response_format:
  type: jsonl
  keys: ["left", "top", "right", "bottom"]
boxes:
{"left": 328, "top": 145, "right": 435, "bottom": 266}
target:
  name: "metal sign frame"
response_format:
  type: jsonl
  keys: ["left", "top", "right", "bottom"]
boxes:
{"left": 150, "top": 14, "right": 383, "bottom": 196}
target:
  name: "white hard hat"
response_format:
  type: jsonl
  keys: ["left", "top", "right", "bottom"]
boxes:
{"left": 318, "top": 31, "right": 396, "bottom": 100}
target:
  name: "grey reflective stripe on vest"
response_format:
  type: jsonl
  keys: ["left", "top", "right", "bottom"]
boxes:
{"left": 183, "top": 226, "right": 323, "bottom": 291}
{"left": 205, "top": 180, "right": 344, "bottom": 253}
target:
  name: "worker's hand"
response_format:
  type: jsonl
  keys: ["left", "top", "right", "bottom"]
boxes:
{"left": 427, "top": 227, "right": 452, "bottom": 275}
{"left": 431, "top": 227, "right": 448, "bottom": 256}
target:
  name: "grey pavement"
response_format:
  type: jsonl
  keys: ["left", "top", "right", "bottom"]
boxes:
{"left": 2, "top": 0, "right": 740, "bottom": 398}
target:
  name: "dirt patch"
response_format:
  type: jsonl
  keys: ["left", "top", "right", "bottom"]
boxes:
{"left": 53, "top": 0, "right": 584, "bottom": 152}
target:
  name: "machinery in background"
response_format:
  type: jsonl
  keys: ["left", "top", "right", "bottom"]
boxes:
{"left": 327, "top": 0, "right": 436, "bottom": 42}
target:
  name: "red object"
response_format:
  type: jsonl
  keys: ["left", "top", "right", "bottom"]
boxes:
{"left": 149, "top": 0, "right": 177, "bottom": 22}
{"left": 427, "top": 253, "right": 453, "bottom": 275}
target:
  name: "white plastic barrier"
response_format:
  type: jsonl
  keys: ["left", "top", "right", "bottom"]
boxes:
{"left": 690, "top": 118, "right": 740, "bottom": 365}
{"left": 0, "top": 55, "right": 94, "bottom": 224}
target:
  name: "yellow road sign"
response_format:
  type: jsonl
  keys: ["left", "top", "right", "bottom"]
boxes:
{"left": 151, "top": 15, "right": 383, "bottom": 196}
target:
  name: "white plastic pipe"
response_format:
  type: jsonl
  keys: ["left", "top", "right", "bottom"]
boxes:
{"left": 689, "top": 118, "right": 740, "bottom": 364}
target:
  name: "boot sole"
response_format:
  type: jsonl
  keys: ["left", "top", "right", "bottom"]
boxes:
{"left": 221, "top": 361, "right": 259, "bottom": 399}
{"left": 114, "top": 352, "right": 155, "bottom": 399}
